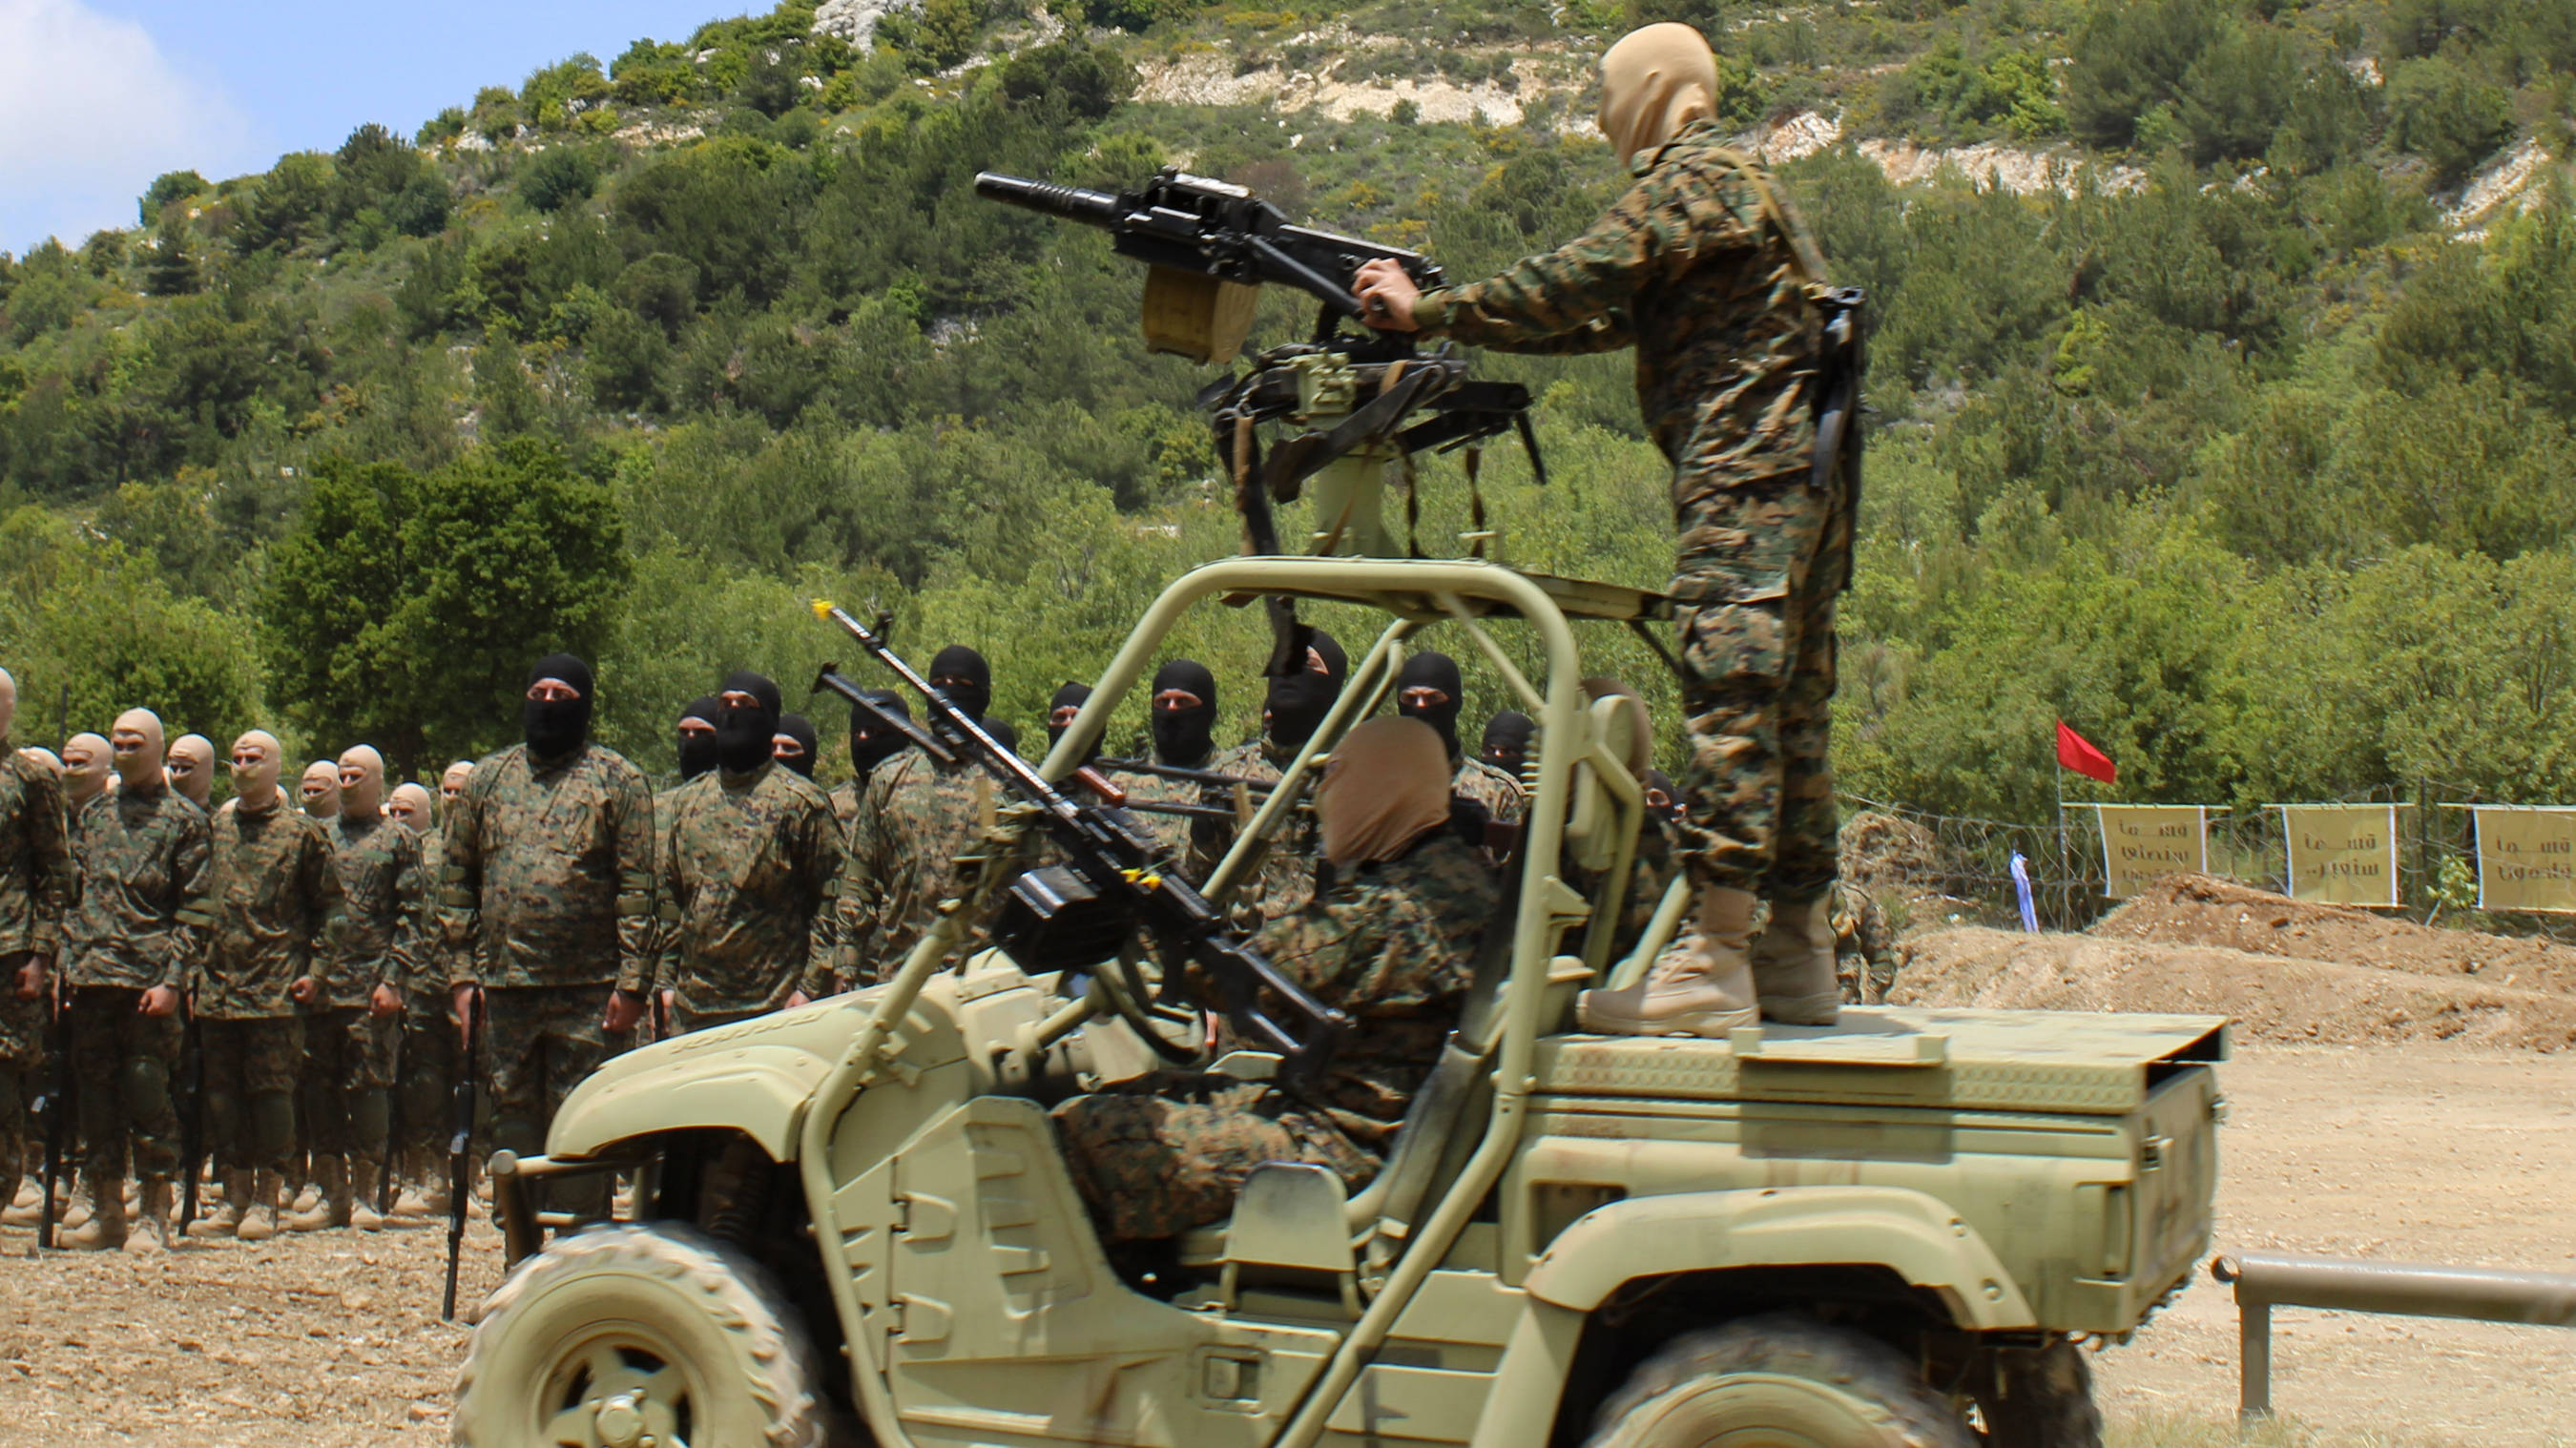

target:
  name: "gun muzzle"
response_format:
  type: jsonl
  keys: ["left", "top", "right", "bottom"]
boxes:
{"left": 975, "top": 172, "right": 1125, "bottom": 226}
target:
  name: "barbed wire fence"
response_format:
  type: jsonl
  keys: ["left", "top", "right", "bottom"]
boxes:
{"left": 1836, "top": 784, "right": 2576, "bottom": 945}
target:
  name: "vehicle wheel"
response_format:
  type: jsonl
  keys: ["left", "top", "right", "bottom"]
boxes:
{"left": 1585, "top": 1314, "right": 1973, "bottom": 1448}
{"left": 1973, "top": 1336, "right": 2103, "bottom": 1447}
{"left": 454, "top": 1219, "right": 837, "bottom": 1448}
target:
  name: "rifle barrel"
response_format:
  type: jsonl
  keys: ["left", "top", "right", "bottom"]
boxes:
{"left": 974, "top": 173, "right": 1124, "bottom": 227}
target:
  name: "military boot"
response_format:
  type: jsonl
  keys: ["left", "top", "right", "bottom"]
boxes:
{"left": 1577, "top": 885, "right": 1761, "bottom": 1037}
{"left": 60, "top": 1180, "right": 127, "bottom": 1251}
{"left": 237, "top": 1169, "right": 282, "bottom": 1242}
{"left": 188, "top": 1170, "right": 250, "bottom": 1239}
{"left": 393, "top": 1148, "right": 436, "bottom": 1218}
{"left": 61, "top": 1174, "right": 93, "bottom": 1231}
{"left": 285, "top": 1156, "right": 349, "bottom": 1231}
{"left": 1749, "top": 895, "right": 1843, "bottom": 1026}
{"left": 350, "top": 1161, "right": 385, "bottom": 1232}
{"left": 132, "top": 1176, "right": 175, "bottom": 1251}
{"left": 1, "top": 1177, "right": 36, "bottom": 1228}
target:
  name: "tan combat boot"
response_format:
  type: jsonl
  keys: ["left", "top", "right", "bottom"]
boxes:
{"left": 1, "top": 1178, "right": 37, "bottom": 1228}
{"left": 393, "top": 1148, "right": 436, "bottom": 1218}
{"left": 285, "top": 1156, "right": 349, "bottom": 1231}
{"left": 60, "top": 1179, "right": 127, "bottom": 1251}
{"left": 1577, "top": 885, "right": 1761, "bottom": 1037}
{"left": 188, "top": 1170, "right": 250, "bottom": 1238}
{"left": 1749, "top": 895, "right": 1843, "bottom": 1026}
{"left": 132, "top": 1175, "right": 175, "bottom": 1251}
{"left": 350, "top": 1161, "right": 385, "bottom": 1232}
{"left": 237, "top": 1169, "right": 282, "bottom": 1242}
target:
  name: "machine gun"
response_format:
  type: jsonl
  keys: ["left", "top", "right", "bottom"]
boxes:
{"left": 812, "top": 600, "right": 1347, "bottom": 1087}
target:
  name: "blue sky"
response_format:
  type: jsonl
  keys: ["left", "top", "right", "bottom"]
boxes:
{"left": 3, "top": 0, "right": 757, "bottom": 253}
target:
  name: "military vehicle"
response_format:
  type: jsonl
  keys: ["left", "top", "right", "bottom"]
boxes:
{"left": 450, "top": 172, "right": 2224, "bottom": 1448}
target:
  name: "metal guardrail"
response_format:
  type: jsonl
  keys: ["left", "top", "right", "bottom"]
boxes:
{"left": 2211, "top": 1251, "right": 2576, "bottom": 1418}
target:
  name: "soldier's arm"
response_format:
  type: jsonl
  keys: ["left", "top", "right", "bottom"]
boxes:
{"left": 25, "top": 765, "right": 71, "bottom": 957}
{"left": 438, "top": 775, "right": 487, "bottom": 988}
{"left": 167, "top": 810, "right": 216, "bottom": 993}
{"left": 611, "top": 769, "right": 655, "bottom": 995}
{"left": 308, "top": 826, "right": 348, "bottom": 994}
{"left": 800, "top": 800, "right": 844, "bottom": 1001}
{"left": 1413, "top": 167, "right": 1752, "bottom": 351}
{"left": 386, "top": 831, "right": 426, "bottom": 997}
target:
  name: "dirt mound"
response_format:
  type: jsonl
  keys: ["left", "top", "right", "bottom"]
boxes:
{"left": 1839, "top": 808, "right": 1942, "bottom": 893}
{"left": 2091, "top": 873, "right": 2576, "bottom": 996}
{"left": 1894, "top": 927, "right": 2576, "bottom": 1051}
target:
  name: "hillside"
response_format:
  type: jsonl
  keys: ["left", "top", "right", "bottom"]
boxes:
{"left": 4, "top": 0, "right": 2576, "bottom": 872}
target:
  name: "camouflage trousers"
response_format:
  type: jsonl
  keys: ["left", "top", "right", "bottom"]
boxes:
{"left": 199, "top": 1014, "right": 301, "bottom": 1174}
{"left": 396, "top": 1005, "right": 458, "bottom": 1161}
{"left": 301, "top": 1004, "right": 397, "bottom": 1160}
{"left": 68, "top": 986, "right": 183, "bottom": 1184}
{"left": 0, "top": 953, "right": 44, "bottom": 1189}
{"left": 484, "top": 985, "right": 630, "bottom": 1217}
{"left": 1836, "top": 949, "right": 1896, "bottom": 1005}
{"left": 669, "top": 1002, "right": 768, "bottom": 1036}
{"left": 1672, "top": 465, "right": 1849, "bottom": 900}
{"left": 1049, "top": 1072, "right": 1380, "bottom": 1244}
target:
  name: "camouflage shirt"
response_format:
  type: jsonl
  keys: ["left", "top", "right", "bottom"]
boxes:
{"left": 655, "top": 763, "right": 842, "bottom": 1016}
{"left": 333, "top": 810, "right": 426, "bottom": 1005}
{"left": 64, "top": 783, "right": 213, "bottom": 991}
{"left": 1453, "top": 755, "right": 1526, "bottom": 829}
{"left": 1250, "top": 832, "right": 1499, "bottom": 1148}
{"left": 437, "top": 743, "right": 654, "bottom": 993}
{"left": 0, "top": 746, "right": 72, "bottom": 958}
{"left": 1190, "top": 740, "right": 1323, "bottom": 922}
{"left": 829, "top": 779, "right": 862, "bottom": 833}
{"left": 1105, "top": 766, "right": 1206, "bottom": 868}
{"left": 199, "top": 799, "right": 343, "bottom": 1019}
{"left": 1412, "top": 119, "right": 1823, "bottom": 499}
{"left": 837, "top": 747, "right": 998, "bottom": 987}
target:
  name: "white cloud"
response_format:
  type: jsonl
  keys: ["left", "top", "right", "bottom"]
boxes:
{"left": 0, "top": 0, "right": 260, "bottom": 251}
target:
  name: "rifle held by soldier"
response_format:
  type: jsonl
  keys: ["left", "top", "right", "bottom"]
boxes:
{"left": 377, "top": 1024, "right": 404, "bottom": 1218}
{"left": 34, "top": 973, "right": 70, "bottom": 1251}
{"left": 441, "top": 993, "right": 479, "bottom": 1322}
{"left": 177, "top": 998, "right": 204, "bottom": 1231}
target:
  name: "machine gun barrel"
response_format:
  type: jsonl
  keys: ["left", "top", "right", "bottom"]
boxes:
{"left": 973, "top": 173, "right": 1125, "bottom": 227}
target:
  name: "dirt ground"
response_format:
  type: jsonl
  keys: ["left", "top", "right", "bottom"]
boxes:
{"left": 5, "top": 876, "right": 2573, "bottom": 1445}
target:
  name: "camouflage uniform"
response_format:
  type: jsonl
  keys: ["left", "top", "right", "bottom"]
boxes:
{"left": 828, "top": 780, "right": 862, "bottom": 834}
{"left": 438, "top": 744, "right": 652, "bottom": 1201}
{"left": 1051, "top": 833, "right": 1499, "bottom": 1242}
{"left": 62, "top": 784, "right": 212, "bottom": 1186}
{"left": 654, "top": 763, "right": 841, "bottom": 1033}
{"left": 1412, "top": 119, "right": 1843, "bottom": 902}
{"left": 396, "top": 819, "right": 461, "bottom": 1163}
{"left": 1832, "top": 879, "right": 1895, "bottom": 1004}
{"left": 1453, "top": 756, "right": 1526, "bottom": 830}
{"left": 0, "top": 749, "right": 71, "bottom": 1199}
{"left": 1105, "top": 767, "right": 1205, "bottom": 867}
{"left": 198, "top": 799, "right": 341, "bottom": 1174}
{"left": 306, "top": 811, "right": 422, "bottom": 1162}
{"left": 837, "top": 747, "right": 996, "bottom": 988}
{"left": 1188, "top": 741, "right": 1322, "bottom": 923}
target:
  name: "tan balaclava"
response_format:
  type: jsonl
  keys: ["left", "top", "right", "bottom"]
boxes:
{"left": 301, "top": 759, "right": 342, "bottom": 818}
{"left": 0, "top": 667, "right": 16, "bottom": 745}
{"left": 1597, "top": 23, "right": 1720, "bottom": 167}
{"left": 338, "top": 745, "right": 385, "bottom": 821}
{"left": 1318, "top": 716, "right": 1454, "bottom": 868}
{"left": 62, "top": 734, "right": 112, "bottom": 806}
{"left": 111, "top": 709, "right": 166, "bottom": 791}
{"left": 230, "top": 731, "right": 284, "bottom": 814}
{"left": 387, "top": 781, "right": 434, "bottom": 831}
{"left": 440, "top": 760, "right": 473, "bottom": 806}
{"left": 19, "top": 746, "right": 62, "bottom": 779}
{"left": 166, "top": 734, "right": 216, "bottom": 810}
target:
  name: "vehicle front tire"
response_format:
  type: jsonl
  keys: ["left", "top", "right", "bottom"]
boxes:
{"left": 1585, "top": 1314, "right": 1975, "bottom": 1448}
{"left": 1974, "top": 1335, "right": 2103, "bottom": 1447}
{"left": 453, "top": 1219, "right": 836, "bottom": 1448}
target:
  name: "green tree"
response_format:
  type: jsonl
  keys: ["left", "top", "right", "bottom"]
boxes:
{"left": 258, "top": 440, "right": 630, "bottom": 773}
{"left": 138, "top": 169, "right": 208, "bottom": 227}
{"left": 521, "top": 146, "right": 603, "bottom": 213}
{"left": 2386, "top": 56, "right": 2514, "bottom": 184}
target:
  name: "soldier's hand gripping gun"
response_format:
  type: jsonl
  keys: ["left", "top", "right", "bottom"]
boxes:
{"left": 812, "top": 601, "right": 1347, "bottom": 1088}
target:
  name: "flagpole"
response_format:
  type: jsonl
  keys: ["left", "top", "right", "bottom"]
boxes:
{"left": 2053, "top": 758, "right": 2067, "bottom": 929}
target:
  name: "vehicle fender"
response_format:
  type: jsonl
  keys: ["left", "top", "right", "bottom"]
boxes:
{"left": 547, "top": 1039, "right": 834, "bottom": 1162}
{"left": 1523, "top": 1185, "right": 2039, "bottom": 1329}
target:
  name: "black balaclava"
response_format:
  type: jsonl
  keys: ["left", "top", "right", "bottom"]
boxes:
{"left": 850, "top": 689, "right": 911, "bottom": 779}
{"left": 1396, "top": 651, "right": 1466, "bottom": 760}
{"left": 524, "top": 653, "right": 594, "bottom": 760}
{"left": 1481, "top": 711, "right": 1534, "bottom": 781}
{"left": 675, "top": 694, "right": 722, "bottom": 782}
{"left": 1263, "top": 628, "right": 1345, "bottom": 753}
{"left": 986, "top": 716, "right": 1022, "bottom": 757}
{"left": 928, "top": 644, "right": 992, "bottom": 723}
{"left": 717, "top": 670, "right": 783, "bottom": 776}
{"left": 1047, "top": 682, "right": 1095, "bottom": 763}
{"left": 774, "top": 711, "right": 819, "bottom": 777}
{"left": 1643, "top": 767, "right": 1682, "bottom": 825}
{"left": 1150, "top": 658, "right": 1218, "bottom": 767}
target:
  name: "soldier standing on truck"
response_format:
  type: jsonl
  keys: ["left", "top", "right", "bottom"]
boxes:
{"left": 440, "top": 654, "right": 653, "bottom": 1221}
{"left": 1356, "top": 21, "right": 1849, "bottom": 1037}
{"left": 0, "top": 669, "right": 72, "bottom": 1235}
{"left": 654, "top": 673, "right": 841, "bottom": 1033}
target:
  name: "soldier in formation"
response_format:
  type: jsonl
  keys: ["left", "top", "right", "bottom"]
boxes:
{"left": 0, "top": 670, "right": 71, "bottom": 1232}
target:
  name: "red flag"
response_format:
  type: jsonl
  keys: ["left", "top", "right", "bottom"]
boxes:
{"left": 2056, "top": 720, "right": 2116, "bottom": 783}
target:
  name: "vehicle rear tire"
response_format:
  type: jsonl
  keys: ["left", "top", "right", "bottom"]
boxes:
{"left": 1974, "top": 1336, "right": 2103, "bottom": 1447}
{"left": 453, "top": 1219, "right": 837, "bottom": 1448}
{"left": 1585, "top": 1314, "right": 1975, "bottom": 1447}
